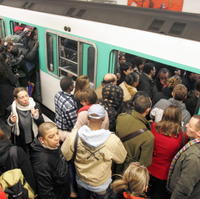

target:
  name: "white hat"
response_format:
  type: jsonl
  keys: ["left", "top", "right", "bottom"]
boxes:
{"left": 88, "top": 104, "right": 106, "bottom": 119}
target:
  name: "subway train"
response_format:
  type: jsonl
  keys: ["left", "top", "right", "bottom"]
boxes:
{"left": 0, "top": 0, "right": 200, "bottom": 113}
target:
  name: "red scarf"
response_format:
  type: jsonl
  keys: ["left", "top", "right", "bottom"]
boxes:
{"left": 78, "top": 105, "right": 92, "bottom": 114}
{"left": 123, "top": 192, "right": 145, "bottom": 199}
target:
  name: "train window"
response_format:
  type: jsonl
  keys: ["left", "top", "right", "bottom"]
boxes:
{"left": 58, "top": 37, "right": 78, "bottom": 77}
{"left": 0, "top": 19, "right": 6, "bottom": 39}
{"left": 169, "top": 22, "right": 186, "bottom": 35}
{"left": 46, "top": 33, "right": 55, "bottom": 72}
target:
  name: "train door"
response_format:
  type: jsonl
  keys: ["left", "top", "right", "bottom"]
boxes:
{"left": 44, "top": 32, "right": 97, "bottom": 111}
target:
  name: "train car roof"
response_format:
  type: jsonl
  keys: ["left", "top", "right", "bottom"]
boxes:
{"left": 1, "top": 0, "right": 200, "bottom": 41}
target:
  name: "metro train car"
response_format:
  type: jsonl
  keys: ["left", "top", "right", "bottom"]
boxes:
{"left": 0, "top": 0, "right": 200, "bottom": 113}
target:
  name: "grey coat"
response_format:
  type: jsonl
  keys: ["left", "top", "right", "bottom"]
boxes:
{"left": 168, "top": 143, "right": 200, "bottom": 199}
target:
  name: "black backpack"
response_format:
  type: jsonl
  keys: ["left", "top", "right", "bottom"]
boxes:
{"left": 0, "top": 146, "right": 29, "bottom": 199}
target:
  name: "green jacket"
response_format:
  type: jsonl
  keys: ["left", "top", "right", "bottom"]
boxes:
{"left": 168, "top": 143, "right": 200, "bottom": 199}
{"left": 116, "top": 110, "right": 154, "bottom": 168}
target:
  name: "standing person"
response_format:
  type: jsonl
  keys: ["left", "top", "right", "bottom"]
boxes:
{"left": 119, "top": 72, "right": 140, "bottom": 102}
{"left": 108, "top": 162, "right": 150, "bottom": 199}
{"left": 74, "top": 75, "right": 90, "bottom": 109}
{"left": 167, "top": 115, "right": 200, "bottom": 199}
{"left": 61, "top": 104, "right": 127, "bottom": 199}
{"left": 0, "top": 128, "right": 36, "bottom": 193}
{"left": 7, "top": 87, "right": 44, "bottom": 154}
{"left": 150, "top": 84, "right": 191, "bottom": 127}
{"left": 117, "top": 62, "right": 134, "bottom": 85}
{"left": 95, "top": 73, "right": 117, "bottom": 100}
{"left": 31, "top": 122, "right": 70, "bottom": 199}
{"left": 54, "top": 76, "right": 77, "bottom": 141}
{"left": 100, "top": 84, "right": 124, "bottom": 132}
{"left": 116, "top": 94, "right": 154, "bottom": 171}
{"left": 148, "top": 105, "right": 187, "bottom": 199}
{"left": 73, "top": 88, "right": 109, "bottom": 130}
{"left": 137, "top": 63, "right": 156, "bottom": 100}
{"left": 0, "top": 49, "right": 18, "bottom": 119}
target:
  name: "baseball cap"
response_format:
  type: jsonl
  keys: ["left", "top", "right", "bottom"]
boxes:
{"left": 88, "top": 104, "right": 106, "bottom": 119}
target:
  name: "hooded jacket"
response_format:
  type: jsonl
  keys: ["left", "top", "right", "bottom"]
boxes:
{"left": 30, "top": 139, "right": 69, "bottom": 199}
{"left": 61, "top": 126, "right": 127, "bottom": 189}
{"left": 0, "top": 139, "right": 36, "bottom": 191}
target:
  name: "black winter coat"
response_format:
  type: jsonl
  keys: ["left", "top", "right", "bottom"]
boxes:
{"left": 30, "top": 139, "right": 70, "bottom": 199}
{"left": 0, "top": 139, "right": 36, "bottom": 191}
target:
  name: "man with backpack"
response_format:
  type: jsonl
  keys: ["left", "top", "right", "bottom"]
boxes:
{"left": 61, "top": 104, "right": 127, "bottom": 199}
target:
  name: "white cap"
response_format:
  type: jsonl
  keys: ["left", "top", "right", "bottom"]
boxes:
{"left": 88, "top": 104, "right": 106, "bottom": 119}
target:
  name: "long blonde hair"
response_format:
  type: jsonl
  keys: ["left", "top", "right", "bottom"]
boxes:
{"left": 112, "top": 162, "right": 149, "bottom": 196}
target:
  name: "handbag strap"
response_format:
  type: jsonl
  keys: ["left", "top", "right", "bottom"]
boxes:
{"left": 71, "top": 132, "right": 79, "bottom": 161}
{"left": 120, "top": 128, "right": 147, "bottom": 142}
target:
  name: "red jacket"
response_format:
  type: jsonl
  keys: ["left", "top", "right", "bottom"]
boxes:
{"left": 0, "top": 191, "right": 7, "bottom": 199}
{"left": 148, "top": 122, "right": 186, "bottom": 180}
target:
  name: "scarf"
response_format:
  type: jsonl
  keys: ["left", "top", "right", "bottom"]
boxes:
{"left": 167, "top": 138, "right": 200, "bottom": 189}
{"left": 78, "top": 105, "right": 92, "bottom": 114}
{"left": 10, "top": 97, "right": 36, "bottom": 136}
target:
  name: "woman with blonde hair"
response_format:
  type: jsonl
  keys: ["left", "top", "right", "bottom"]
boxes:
{"left": 110, "top": 162, "right": 149, "bottom": 199}
{"left": 148, "top": 105, "right": 188, "bottom": 199}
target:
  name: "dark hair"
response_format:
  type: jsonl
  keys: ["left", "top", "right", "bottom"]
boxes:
{"left": 120, "top": 62, "right": 133, "bottom": 73}
{"left": 156, "top": 105, "right": 182, "bottom": 136}
{"left": 125, "top": 72, "right": 139, "bottom": 86}
{"left": 13, "top": 87, "right": 27, "bottom": 98}
{"left": 133, "top": 95, "right": 152, "bottom": 114}
{"left": 60, "top": 76, "right": 73, "bottom": 92}
{"left": 143, "top": 63, "right": 155, "bottom": 75}
{"left": 157, "top": 68, "right": 170, "bottom": 78}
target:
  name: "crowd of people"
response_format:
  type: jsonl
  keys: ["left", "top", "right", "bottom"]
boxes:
{"left": 0, "top": 45, "right": 200, "bottom": 199}
{"left": 0, "top": 23, "right": 39, "bottom": 119}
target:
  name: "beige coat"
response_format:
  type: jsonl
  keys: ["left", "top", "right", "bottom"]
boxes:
{"left": 119, "top": 82, "right": 137, "bottom": 101}
{"left": 61, "top": 129, "right": 127, "bottom": 187}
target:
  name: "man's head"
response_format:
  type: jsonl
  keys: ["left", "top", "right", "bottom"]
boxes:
{"left": 88, "top": 104, "right": 106, "bottom": 121}
{"left": 172, "top": 84, "right": 188, "bottom": 101}
{"left": 157, "top": 68, "right": 170, "bottom": 86}
{"left": 120, "top": 62, "right": 134, "bottom": 76}
{"left": 13, "top": 87, "right": 29, "bottom": 106}
{"left": 186, "top": 115, "right": 200, "bottom": 138}
{"left": 143, "top": 63, "right": 156, "bottom": 77}
{"left": 60, "top": 76, "right": 74, "bottom": 93}
{"left": 133, "top": 95, "right": 152, "bottom": 116}
{"left": 38, "top": 122, "right": 60, "bottom": 148}
{"left": 102, "top": 73, "right": 117, "bottom": 85}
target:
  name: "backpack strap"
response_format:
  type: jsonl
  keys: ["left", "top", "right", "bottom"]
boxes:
{"left": 119, "top": 128, "right": 148, "bottom": 142}
{"left": 72, "top": 132, "right": 79, "bottom": 162}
